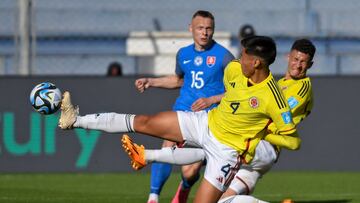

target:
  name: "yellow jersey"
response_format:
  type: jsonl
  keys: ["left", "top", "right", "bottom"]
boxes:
{"left": 208, "top": 60, "right": 297, "bottom": 163}
{"left": 268, "top": 77, "right": 313, "bottom": 133}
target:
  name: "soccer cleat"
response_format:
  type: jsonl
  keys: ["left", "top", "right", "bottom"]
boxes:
{"left": 171, "top": 182, "right": 190, "bottom": 203}
{"left": 58, "top": 91, "right": 79, "bottom": 129}
{"left": 121, "top": 134, "right": 146, "bottom": 170}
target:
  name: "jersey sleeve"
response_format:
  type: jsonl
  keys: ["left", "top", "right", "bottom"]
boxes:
{"left": 175, "top": 50, "right": 184, "bottom": 77}
{"left": 287, "top": 80, "right": 313, "bottom": 125}
{"left": 266, "top": 82, "right": 297, "bottom": 135}
{"left": 223, "top": 61, "right": 239, "bottom": 91}
{"left": 221, "top": 50, "right": 235, "bottom": 70}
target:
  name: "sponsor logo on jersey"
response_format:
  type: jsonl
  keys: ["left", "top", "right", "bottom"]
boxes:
{"left": 281, "top": 111, "right": 292, "bottom": 124}
{"left": 230, "top": 82, "right": 236, "bottom": 88}
{"left": 206, "top": 56, "right": 216, "bottom": 67}
{"left": 287, "top": 96, "right": 299, "bottom": 109}
{"left": 183, "top": 60, "right": 192, "bottom": 64}
{"left": 194, "top": 56, "right": 203, "bottom": 66}
{"left": 249, "top": 97, "right": 259, "bottom": 108}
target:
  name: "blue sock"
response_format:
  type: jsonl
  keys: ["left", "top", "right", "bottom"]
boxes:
{"left": 181, "top": 172, "right": 200, "bottom": 189}
{"left": 150, "top": 162, "right": 172, "bottom": 194}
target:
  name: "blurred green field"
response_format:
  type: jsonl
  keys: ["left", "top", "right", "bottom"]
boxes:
{"left": 0, "top": 172, "right": 359, "bottom": 203}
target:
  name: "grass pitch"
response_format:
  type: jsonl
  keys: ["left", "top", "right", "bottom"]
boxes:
{"left": 0, "top": 172, "right": 359, "bottom": 203}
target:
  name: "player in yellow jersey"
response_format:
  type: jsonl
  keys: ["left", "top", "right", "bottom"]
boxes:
{"left": 58, "top": 36, "right": 300, "bottom": 203}
{"left": 117, "top": 39, "right": 316, "bottom": 203}
{"left": 218, "top": 38, "right": 316, "bottom": 202}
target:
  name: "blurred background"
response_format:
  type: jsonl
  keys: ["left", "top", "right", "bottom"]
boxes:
{"left": 2, "top": 0, "right": 360, "bottom": 76}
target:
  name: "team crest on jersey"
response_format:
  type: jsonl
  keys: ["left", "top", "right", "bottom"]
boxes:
{"left": 281, "top": 111, "right": 292, "bottom": 124}
{"left": 249, "top": 97, "right": 259, "bottom": 108}
{"left": 206, "top": 56, "right": 216, "bottom": 67}
{"left": 194, "top": 56, "right": 203, "bottom": 66}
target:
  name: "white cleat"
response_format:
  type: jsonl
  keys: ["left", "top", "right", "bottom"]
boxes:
{"left": 58, "top": 91, "right": 79, "bottom": 129}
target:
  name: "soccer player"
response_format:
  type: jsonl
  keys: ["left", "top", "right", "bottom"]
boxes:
{"left": 127, "top": 39, "right": 315, "bottom": 203}
{"left": 134, "top": 10, "right": 234, "bottom": 203}
{"left": 221, "top": 38, "right": 315, "bottom": 200}
{"left": 58, "top": 36, "right": 300, "bottom": 203}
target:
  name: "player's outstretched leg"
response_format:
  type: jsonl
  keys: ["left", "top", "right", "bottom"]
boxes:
{"left": 121, "top": 134, "right": 146, "bottom": 170}
{"left": 58, "top": 91, "right": 79, "bottom": 129}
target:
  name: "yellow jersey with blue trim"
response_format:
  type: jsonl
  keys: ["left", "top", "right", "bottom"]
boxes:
{"left": 208, "top": 60, "right": 296, "bottom": 163}
{"left": 268, "top": 77, "right": 313, "bottom": 133}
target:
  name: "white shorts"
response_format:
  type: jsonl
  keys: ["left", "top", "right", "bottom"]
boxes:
{"left": 177, "top": 110, "right": 241, "bottom": 192}
{"left": 229, "top": 140, "right": 277, "bottom": 194}
{"left": 242, "top": 140, "right": 277, "bottom": 174}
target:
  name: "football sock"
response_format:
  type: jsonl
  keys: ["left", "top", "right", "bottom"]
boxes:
{"left": 181, "top": 172, "right": 200, "bottom": 189}
{"left": 147, "top": 193, "right": 159, "bottom": 203}
{"left": 74, "top": 113, "right": 135, "bottom": 132}
{"left": 145, "top": 147, "right": 205, "bottom": 165}
{"left": 150, "top": 162, "right": 172, "bottom": 194}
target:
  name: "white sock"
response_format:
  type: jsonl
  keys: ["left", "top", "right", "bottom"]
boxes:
{"left": 218, "top": 195, "right": 269, "bottom": 203}
{"left": 147, "top": 193, "right": 159, "bottom": 203}
{"left": 145, "top": 147, "right": 205, "bottom": 165}
{"left": 74, "top": 113, "right": 135, "bottom": 133}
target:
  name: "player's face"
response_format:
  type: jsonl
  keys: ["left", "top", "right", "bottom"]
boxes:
{"left": 240, "top": 48, "right": 257, "bottom": 78}
{"left": 287, "top": 50, "right": 313, "bottom": 79}
{"left": 190, "top": 16, "right": 214, "bottom": 50}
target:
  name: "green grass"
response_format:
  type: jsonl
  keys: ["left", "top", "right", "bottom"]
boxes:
{"left": 0, "top": 172, "right": 359, "bottom": 203}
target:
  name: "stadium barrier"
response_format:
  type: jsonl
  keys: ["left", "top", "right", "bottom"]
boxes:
{"left": 0, "top": 76, "right": 359, "bottom": 172}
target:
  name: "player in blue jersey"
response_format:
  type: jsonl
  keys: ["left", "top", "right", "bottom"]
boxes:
{"left": 135, "top": 10, "right": 234, "bottom": 203}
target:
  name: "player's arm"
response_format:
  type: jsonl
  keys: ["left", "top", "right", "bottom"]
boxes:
{"left": 135, "top": 50, "right": 184, "bottom": 93}
{"left": 264, "top": 131, "right": 300, "bottom": 150}
{"left": 266, "top": 82, "right": 301, "bottom": 150}
{"left": 191, "top": 93, "right": 224, "bottom": 111}
{"left": 135, "top": 75, "right": 183, "bottom": 93}
{"left": 287, "top": 81, "right": 313, "bottom": 125}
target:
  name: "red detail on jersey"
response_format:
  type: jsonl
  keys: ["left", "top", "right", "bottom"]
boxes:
{"left": 206, "top": 56, "right": 216, "bottom": 67}
{"left": 249, "top": 97, "right": 259, "bottom": 108}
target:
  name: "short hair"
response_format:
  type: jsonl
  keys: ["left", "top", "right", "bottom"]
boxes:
{"left": 291, "top": 39, "right": 316, "bottom": 61}
{"left": 192, "top": 10, "right": 215, "bottom": 22}
{"left": 241, "top": 36, "right": 277, "bottom": 66}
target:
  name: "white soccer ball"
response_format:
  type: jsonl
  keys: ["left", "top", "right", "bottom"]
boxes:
{"left": 29, "top": 82, "right": 62, "bottom": 115}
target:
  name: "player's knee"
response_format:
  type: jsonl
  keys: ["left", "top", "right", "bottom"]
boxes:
{"left": 181, "top": 162, "right": 202, "bottom": 180}
{"left": 162, "top": 140, "right": 175, "bottom": 148}
{"left": 134, "top": 115, "right": 152, "bottom": 130}
{"left": 230, "top": 170, "right": 260, "bottom": 195}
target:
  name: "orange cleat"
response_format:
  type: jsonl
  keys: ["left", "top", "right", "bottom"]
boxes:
{"left": 121, "top": 134, "right": 146, "bottom": 170}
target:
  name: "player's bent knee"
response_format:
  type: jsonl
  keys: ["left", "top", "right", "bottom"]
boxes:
{"left": 230, "top": 170, "right": 260, "bottom": 195}
{"left": 162, "top": 140, "right": 176, "bottom": 148}
{"left": 181, "top": 162, "right": 202, "bottom": 179}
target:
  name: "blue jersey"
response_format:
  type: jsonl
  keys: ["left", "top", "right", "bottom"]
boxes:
{"left": 173, "top": 41, "right": 234, "bottom": 111}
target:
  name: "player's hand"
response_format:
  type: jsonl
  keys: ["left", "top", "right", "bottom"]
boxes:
{"left": 191, "top": 97, "right": 213, "bottom": 112}
{"left": 135, "top": 78, "right": 151, "bottom": 93}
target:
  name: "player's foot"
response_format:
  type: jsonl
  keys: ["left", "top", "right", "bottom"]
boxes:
{"left": 58, "top": 91, "right": 79, "bottom": 129}
{"left": 171, "top": 182, "right": 190, "bottom": 203}
{"left": 121, "top": 134, "right": 146, "bottom": 170}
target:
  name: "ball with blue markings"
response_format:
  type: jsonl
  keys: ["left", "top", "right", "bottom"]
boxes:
{"left": 30, "top": 82, "right": 62, "bottom": 115}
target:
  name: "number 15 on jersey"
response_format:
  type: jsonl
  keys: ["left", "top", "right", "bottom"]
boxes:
{"left": 191, "top": 71, "right": 204, "bottom": 89}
